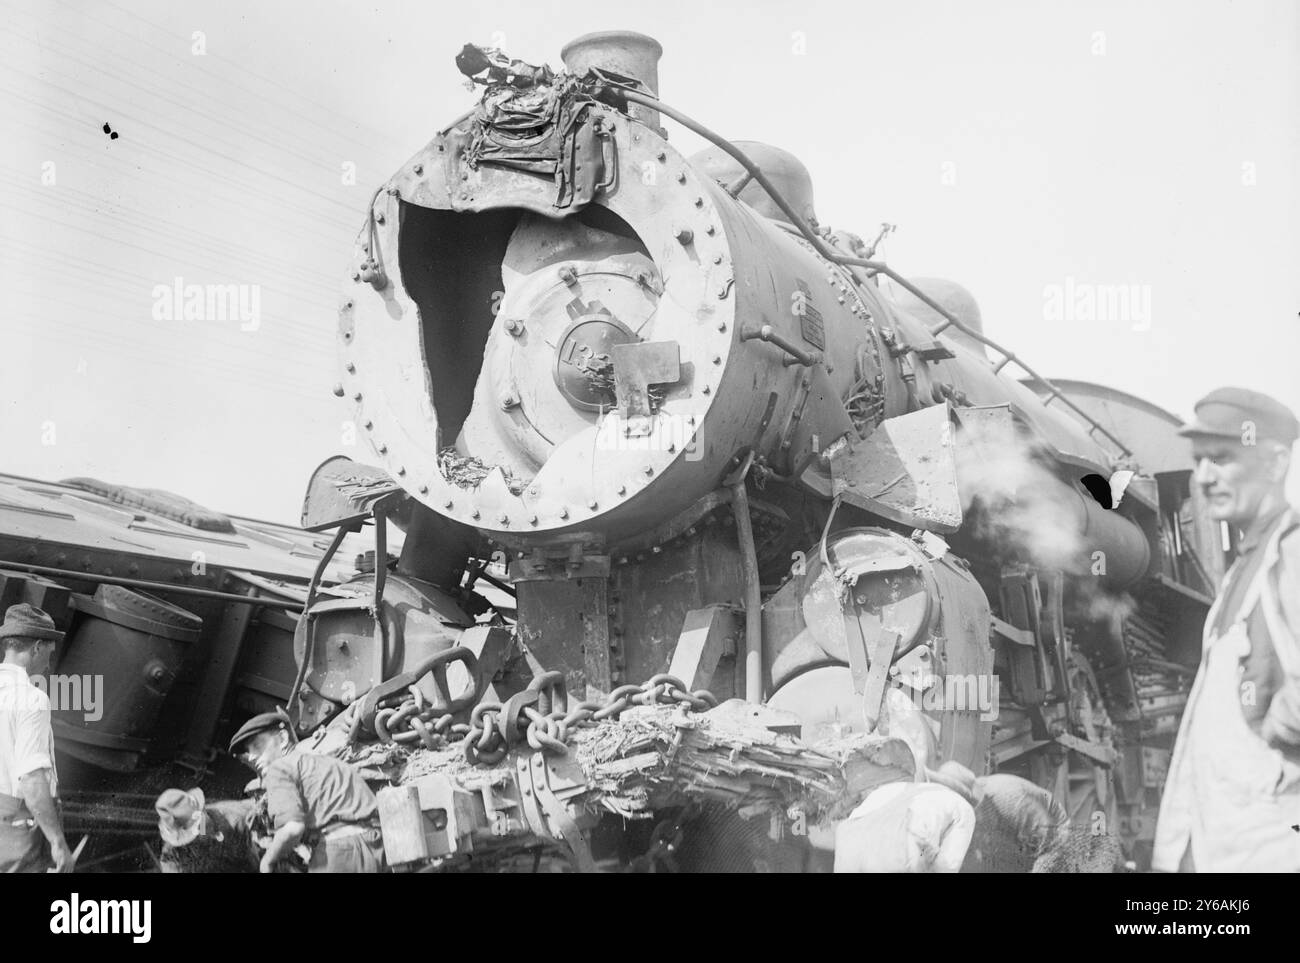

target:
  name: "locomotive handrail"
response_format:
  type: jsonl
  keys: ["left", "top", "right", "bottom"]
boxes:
{"left": 617, "top": 87, "right": 1134, "bottom": 461}
{"left": 286, "top": 522, "right": 356, "bottom": 720}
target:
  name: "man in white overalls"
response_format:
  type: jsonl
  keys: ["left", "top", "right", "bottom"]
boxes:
{"left": 1154, "top": 387, "right": 1300, "bottom": 872}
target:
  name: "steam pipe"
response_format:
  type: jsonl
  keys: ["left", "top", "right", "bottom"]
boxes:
{"left": 730, "top": 471, "right": 764, "bottom": 702}
{"left": 286, "top": 524, "right": 353, "bottom": 718}
{"left": 741, "top": 323, "right": 823, "bottom": 367}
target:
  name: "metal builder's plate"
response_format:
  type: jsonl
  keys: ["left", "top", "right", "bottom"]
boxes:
{"left": 828, "top": 404, "right": 962, "bottom": 533}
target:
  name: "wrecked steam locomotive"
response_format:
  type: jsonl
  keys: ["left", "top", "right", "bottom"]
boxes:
{"left": 0, "top": 31, "right": 1228, "bottom": 871}
{"left": 289, "top": 30, "right": 1227, "bottom": 868}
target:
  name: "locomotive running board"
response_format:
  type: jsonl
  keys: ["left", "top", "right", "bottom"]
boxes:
{"left": 826, "top": 403, "right": 962, "bottom": 533}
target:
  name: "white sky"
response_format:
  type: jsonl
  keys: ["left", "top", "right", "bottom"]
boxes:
{"left": 3, "top": 0, "right": 1298, "bottom": 521}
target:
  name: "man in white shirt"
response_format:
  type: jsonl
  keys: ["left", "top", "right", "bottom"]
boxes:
{"left": 0, "top": 603, "right": 74, "bottom": 873}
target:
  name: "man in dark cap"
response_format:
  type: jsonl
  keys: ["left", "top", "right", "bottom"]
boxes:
{"left": 0, "top": 603, "right": 75, "bottom": 872}
{"left": 229, "top": 709, "right": 385, "bottom": 873}
{"left": 1154, "top": 387, "right": 1300, "bottom": 872}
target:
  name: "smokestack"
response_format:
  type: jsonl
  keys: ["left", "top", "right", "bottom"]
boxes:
{"left": 561, "top": 30, "right": 662, "bottom": 131}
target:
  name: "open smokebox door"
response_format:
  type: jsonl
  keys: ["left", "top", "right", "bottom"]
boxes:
{"left": 826, "top": 403, "right": 963, "bottom": 533}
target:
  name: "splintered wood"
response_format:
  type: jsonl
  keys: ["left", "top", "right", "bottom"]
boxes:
{"left": 390, "top": 699, "right": 916, "bottom": 822}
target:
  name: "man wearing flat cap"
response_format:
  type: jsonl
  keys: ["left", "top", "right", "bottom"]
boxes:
{"left": 0, "top": 603, "right": 74, "bottom": 872}
{"left": 229, "top": 708, "right": 385, "bottom": 873}
{"left": 1154, "top": 387, "right": 1300, "bottom": 872}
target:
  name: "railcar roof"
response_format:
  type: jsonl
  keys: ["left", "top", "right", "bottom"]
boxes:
{"left": 0, "top": 472, "right": 374, "bottom": 584}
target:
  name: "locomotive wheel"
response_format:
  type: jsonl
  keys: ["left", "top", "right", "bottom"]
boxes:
{"left": 1029, "top": 652, "right": 1118, "bottom": 839}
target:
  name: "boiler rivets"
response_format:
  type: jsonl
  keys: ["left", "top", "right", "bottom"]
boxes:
{"left": 712, "top": 254, "right": 722, "bottom": 264}
{"left": 676, "top": 172, "right": 686, "bottom": 184}
{"left": 713, "top": 355, "right": 721, "bottom": 365}
{"left": 529, "top": 515, "right": 538, "bottom": 526}
{"left": 644, "top": 465, "right": 654, "bottom": 476}
{"left": 559, "top": 266, "right": 577, "bottom": 285}
{"left": 702, "top": 385, "right": 711, "bottom": 395}
{"left": 588, "top": 499, "right": 598, "bottom": 510}
{"left": 504, "top": 318, "right": 523, "bottom": 335}
{"left": 498, "top": 514, "right": 509, "bottom": 525}
{"left": 353, "top": 392, "right": 362, "bottom": 402}
{"left": 674, "top": 226, "right": 693, "bottom": 245}
{"left": 657, "top": 151, "right": 666, "bottom": 161}
{"left": 501, "top": 393, "right": 519, "bottom": 410}
{"left": 345, "top": 362, "right": 356, "bottom": 373}
{"left": 418, "top": 484, "right": 428, "bottom": 494}
{"left": 694, "top": 197, "right": 704, "bottom": 207}
{"left": 717, "top": 322, "right": 726, "bottom": 332}
{"left": 378, "top": 444, "right": 387, "bottom": 454}
{"left": 332, "top": 384, "right": 345, "bottom": 397}
{"left": 397, "top": 466, "right": 406, "bottom": 476}
{"left": 705, "top": 225, "right": 716, "bottom": 236}
{"left": 444, "top": 499, "right": 453, "bottom": 509}
{"left": 363, "top": 420, "right": 373, "bottom": 430}
{"left": 471, "top": 509, "right": 480, "bottom": 520}
{"left": 413, "top": 164, "right": 423, "bottom": 175}
{"left": 617, "top": 485, "right": 626, "bottom": 496}
{"left": 559, "top": 507, "right": 569, "bottom": 520}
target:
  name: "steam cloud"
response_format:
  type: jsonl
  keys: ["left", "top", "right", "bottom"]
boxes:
{"left": 953, "top": 416, "right": 1136, "bottom": 626}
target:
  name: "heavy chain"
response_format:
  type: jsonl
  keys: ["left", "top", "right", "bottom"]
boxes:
{"left": 463, "top": 673, "right": 718, "bottom": 767}
{"left": 357, "top": 681, "right": 472, "bottom": 751}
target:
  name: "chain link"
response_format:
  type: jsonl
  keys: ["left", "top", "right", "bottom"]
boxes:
{"left": 367, "top": 681, "right": 472, "bottom": 751}
{"left": 461, "top": 673, "right": 717, "bottom": 767}
{"left": 350, "top": 664, "right": 717, "bottom": 767}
